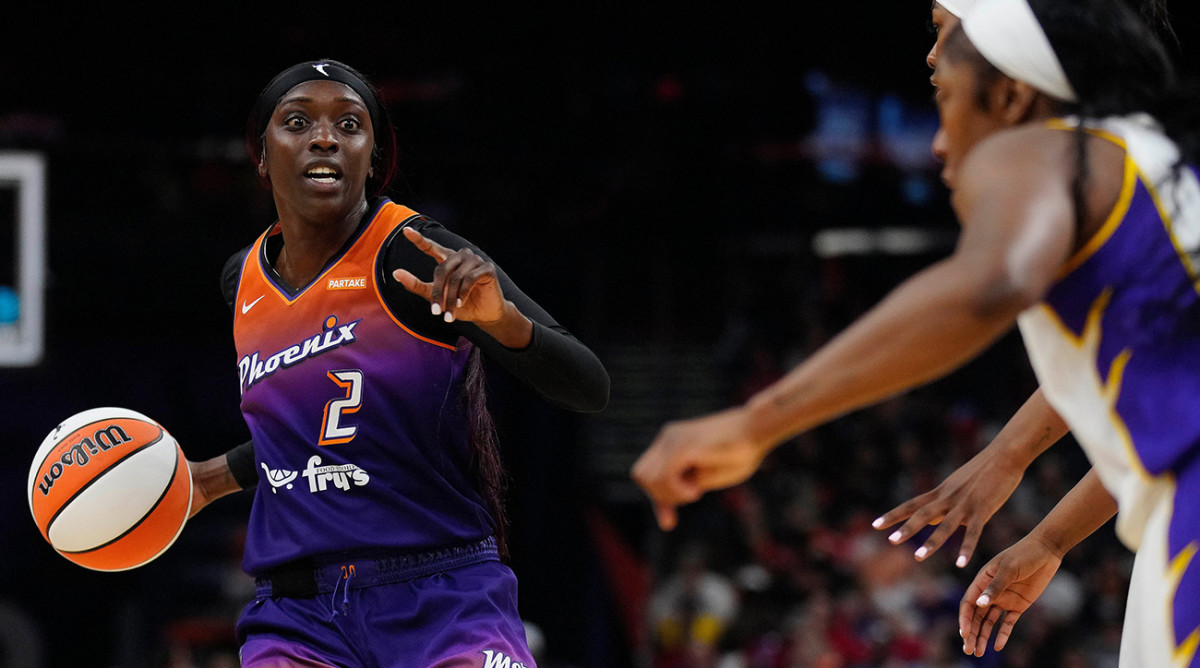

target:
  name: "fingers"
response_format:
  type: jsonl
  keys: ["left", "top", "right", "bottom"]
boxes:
{"left": 440, "top": 264, "right": 495, "bottom": 318}
{"left": 972, "top": 607, "right": 1006, "bottom": 657}
{"left": 402, "top": 226, "right": 451, "bottom": 262}
{"left": 993, "top": 610, "right": 1021, "bottom": 651}
{"left": 637, "top": 472, "right": 699, "bottom": 532}
{"left": 397, "top": 225, "right": 463, "bottom": 320}
{"left": 655, "top": 504, "right": 679, "bottom": 531}
{"left": 392, "top": 268, "right": 431, "bottom": 300}
{"left": 959, "top": 555, "right": 1021, "bottom": 657}
{"left": 392, "top": 233, "right": 498, "bottom": 322}
{"left": 960, "top": 600, "right": 996, "bottom": 656}
{"left": 631, "top": 426, "right": 705, "bottom": 531}
{"left": 871, "top": 495, "right": 927, "bottom": 531}
{"left": 959, "top": 602, "right": 982, "bottom": 655}
{"left": 873, "top": 493, "right": 955, "bottom": 559}
{"left": 393, "top": 267, "right": 458, "bottom": 321}
{"left": 631, "top": 455, "right": 701, "bottom": 511}
{"left": 913, "top": 518, "right": 961, "bottom": 563}
{"left": 956, "top": 521, "right": 985, "bottom": 569}
{"left": 959, "top": 562, "right": 997, "bottom": 647}
{"left": 899, "top": 502, "right": 947, "bottom": 542}
{"left": 429, "top": 253, "right": 468, "bottom": 319}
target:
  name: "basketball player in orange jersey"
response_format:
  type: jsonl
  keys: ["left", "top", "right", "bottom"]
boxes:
{"left": 182, "top": 59, "right": 609, "bottom": 667}
{"left": 632, "top": 0, "right": 1200, "bottom": 664}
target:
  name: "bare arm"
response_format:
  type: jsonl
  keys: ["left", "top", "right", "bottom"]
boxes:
{"left": 743, "top": 128, "right": 1077, "bottom": 446}
{"left": 632, "top": 128, "right": 1078, "bottom": 530}
{"left": 188, "top": 453, "right": 248, "bottom": 518}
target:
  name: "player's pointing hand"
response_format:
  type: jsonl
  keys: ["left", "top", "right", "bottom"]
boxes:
{"left": 393, "top": 226, "right": 506, "bottom": 325}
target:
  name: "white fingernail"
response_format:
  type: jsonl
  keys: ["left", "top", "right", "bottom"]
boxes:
{"left": 889, "top": 531, "right": 902, "bottom": 544}
{"left": 957, "top": 555, "right": 968, "bottom": 568}
{"left": 959, "top": 628, "right": 964, "bottom": 638}
{"left": 977, "top": 594, "right": 990, "bottom": 606}
{"left": 915, "top": 547, "right": 928, "bottom": 559}
{"left": 444, "top": 311, "right": 455, "bottom": 323}
{"left": 431, "top": 303, "right": 442, "bottom": 315}
{"left": 456, "top": 298, "right": 463, "bottom": 308}
{"left": 872, "top": 517, "right": 884, "bottom": 529}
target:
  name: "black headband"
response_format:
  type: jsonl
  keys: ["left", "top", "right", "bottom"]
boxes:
{"left": 253, "top": 60, "right": 385, "bottom": 146}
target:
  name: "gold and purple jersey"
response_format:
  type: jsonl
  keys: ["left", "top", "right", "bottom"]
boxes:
{"left": 1017, "top": 115, "right": 1200, "bottom": 662}
{"left": 232, "top": 200, "right": 492, "bottom": 573}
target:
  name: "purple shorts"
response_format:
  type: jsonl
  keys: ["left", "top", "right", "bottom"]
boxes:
{"left": 237, "top": 539, "right": 536, "bottom": 668}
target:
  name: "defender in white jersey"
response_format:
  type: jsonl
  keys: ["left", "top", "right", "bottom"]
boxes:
{"left": 874, "top": 0, "right": 1178, "bottom": 577}
{"left": 631, "top": 0, "right": 1200, "bottom": 664}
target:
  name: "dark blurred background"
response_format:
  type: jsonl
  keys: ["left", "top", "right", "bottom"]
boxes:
{"left": 1, "top": 3, "right": 1198, "bottom": 667}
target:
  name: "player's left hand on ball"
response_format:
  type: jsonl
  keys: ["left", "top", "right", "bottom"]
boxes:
{"left": 631, "top": 407, "right": 770, "bottom": 531}
{"left": 392, "top": 226, "right": 506, "bottom": 325}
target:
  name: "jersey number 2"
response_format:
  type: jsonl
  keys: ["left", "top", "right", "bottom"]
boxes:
{"left": 319, "top": 369, "right": 363, "bottom": 445}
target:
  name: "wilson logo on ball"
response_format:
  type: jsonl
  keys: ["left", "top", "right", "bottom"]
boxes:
{"left": 35, "top": 423, "right": 136, "bottom": 496}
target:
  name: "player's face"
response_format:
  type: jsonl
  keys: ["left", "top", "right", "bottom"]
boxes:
{"left": 926, "top": 3, "right": 960, "bottom": 74}
{"left": 929, "top": 56, "right": 1010, "bottom": 191}
{"left": 261, "top": 80, "right": 375, "bottom": 221}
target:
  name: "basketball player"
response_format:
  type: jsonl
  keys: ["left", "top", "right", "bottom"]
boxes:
{"left": 631, "top": 1, "right": 1200, "bottom": 665}
{"left": 875, "top": 0, "right": 1176, "bottom": 571}
{"left": 186, "top": 60, "right": 609, "bottom": 667}
{"left": 870, "top": 0, "right": 1076, "bottom": 572}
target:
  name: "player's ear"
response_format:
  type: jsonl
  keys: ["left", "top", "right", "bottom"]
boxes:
{"left": 257, "top": 147, "right": 268, "bottom": 177}
{"left": 1001, "top": 80, "right": 1040, "bottom": 125}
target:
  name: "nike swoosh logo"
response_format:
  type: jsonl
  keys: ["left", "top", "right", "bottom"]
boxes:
{"left": 241, "top": 295, "right": 265, "bottom": 314}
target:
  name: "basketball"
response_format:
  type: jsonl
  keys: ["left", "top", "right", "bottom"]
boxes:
{"left": 27, "top": 407, "right": 192, "bottom": 572}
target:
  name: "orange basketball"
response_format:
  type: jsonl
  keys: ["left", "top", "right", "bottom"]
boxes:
{"left": 28, "top": 407, "right": 192, "bottom": 571}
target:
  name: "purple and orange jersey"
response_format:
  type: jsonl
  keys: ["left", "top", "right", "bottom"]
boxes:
{"left": 231, "top": 200, "right": 493, "bottom": 574}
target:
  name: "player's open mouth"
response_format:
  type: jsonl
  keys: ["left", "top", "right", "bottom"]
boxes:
{"left": 306, "top": 166, "right": 341, "bottom": 184}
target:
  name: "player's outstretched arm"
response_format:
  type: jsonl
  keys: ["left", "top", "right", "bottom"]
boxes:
{"left": 959, "top": 469, "right": 1116, "bottom": 656}
{"left": 872, "top": 387, "right": 1069, "bottom": 567}
{"left": 632, "top": 129, "right": 1077, "bottom": 531}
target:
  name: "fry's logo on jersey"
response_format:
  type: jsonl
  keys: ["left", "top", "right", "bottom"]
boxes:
{"left": 327, "top": 277, "right": 366, "bottom": 290}
{"left": 238, "top": 315, "right": 361, "bottom": 394}
{"left": 302, "top": 455, "right": 370, "bottom": 492}
{"left": 260, "top": 463, "right": 298, "bottom": 493}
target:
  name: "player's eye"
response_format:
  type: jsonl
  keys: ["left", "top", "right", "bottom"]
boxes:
{"left": 926, "top": 19, "right": 940, "bottom": 35}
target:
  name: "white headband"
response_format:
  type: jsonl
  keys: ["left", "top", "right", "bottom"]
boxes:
{"left": 937, "top": 0, "right": 981, "bottom": 18}
{"left": 961, "top": 0, "right": 1078, "bottom": 102}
